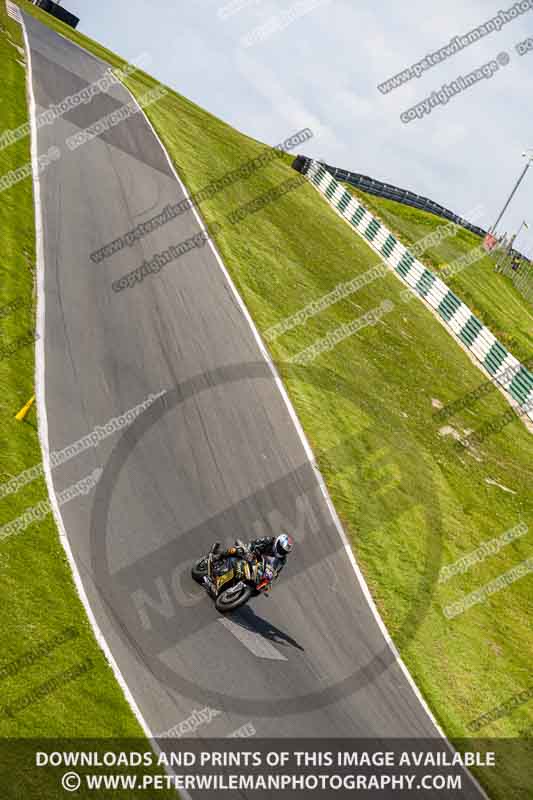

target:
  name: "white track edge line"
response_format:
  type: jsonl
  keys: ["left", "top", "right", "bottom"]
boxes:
{"left": 21, "top": 12, "right": 200, "bottom": 796}
{"left": 114, "top": 81, "right": 491, "bottom": 793}
{"left": 20, "top": 4, "right": 159, "bottom": 753}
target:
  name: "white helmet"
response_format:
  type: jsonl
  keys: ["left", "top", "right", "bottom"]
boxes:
{"left": 274, "top": 533, "right": 294, "bottom": 557}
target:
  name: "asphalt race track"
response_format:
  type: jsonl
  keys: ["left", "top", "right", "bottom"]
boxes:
{"left": 22, "top": 11, "right": 485, "bottom": 799}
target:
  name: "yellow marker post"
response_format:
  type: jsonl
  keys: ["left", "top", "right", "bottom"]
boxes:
{"left": 15, "top": 395, "right": 35, "bottom": 422}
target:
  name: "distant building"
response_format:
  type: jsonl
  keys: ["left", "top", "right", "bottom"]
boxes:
{"left": 33, "top": 0, "right": 79, "bottom": 29}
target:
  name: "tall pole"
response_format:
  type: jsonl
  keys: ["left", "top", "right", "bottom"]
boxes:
{"left": 490, "top": 151, "right": 533, "bottom": 234}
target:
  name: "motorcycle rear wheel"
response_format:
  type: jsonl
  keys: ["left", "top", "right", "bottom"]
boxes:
{"left": 215, "top": 583, "right": 252, "bottom": 612}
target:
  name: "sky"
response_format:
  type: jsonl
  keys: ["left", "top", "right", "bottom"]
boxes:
{"left": 54, "top": 0, "right": 533, "bottom": 256}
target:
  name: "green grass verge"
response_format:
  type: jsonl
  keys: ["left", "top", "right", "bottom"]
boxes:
{"left": 341, "top": 184, "right": 533, "bottom": 363}
{"left": 10, "top": 4, "right": 533, "bottom": 798}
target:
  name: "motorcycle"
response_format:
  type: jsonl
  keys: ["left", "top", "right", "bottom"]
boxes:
{"left": 191, "top": 541, "right": 276, "bottom": 613}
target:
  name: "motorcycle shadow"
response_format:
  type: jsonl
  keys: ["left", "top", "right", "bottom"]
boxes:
{"left": 228, "top": 605, "right": 305, "bottom": 653}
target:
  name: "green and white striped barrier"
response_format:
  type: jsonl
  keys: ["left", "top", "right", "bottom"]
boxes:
{"left": 303, "top": 159, "right": 533, "bottom": 425}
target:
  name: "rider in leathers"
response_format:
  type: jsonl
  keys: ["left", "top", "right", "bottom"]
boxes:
{"left": 214, "top": 534, "right": 294, "bottom": 587}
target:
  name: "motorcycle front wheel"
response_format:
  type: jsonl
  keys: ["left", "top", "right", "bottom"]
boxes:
{"left": 215, "top": 583, "right": 252, "bottom": 613}
{"left": 191, "top": 558, "right": 209, "bottom": 583}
